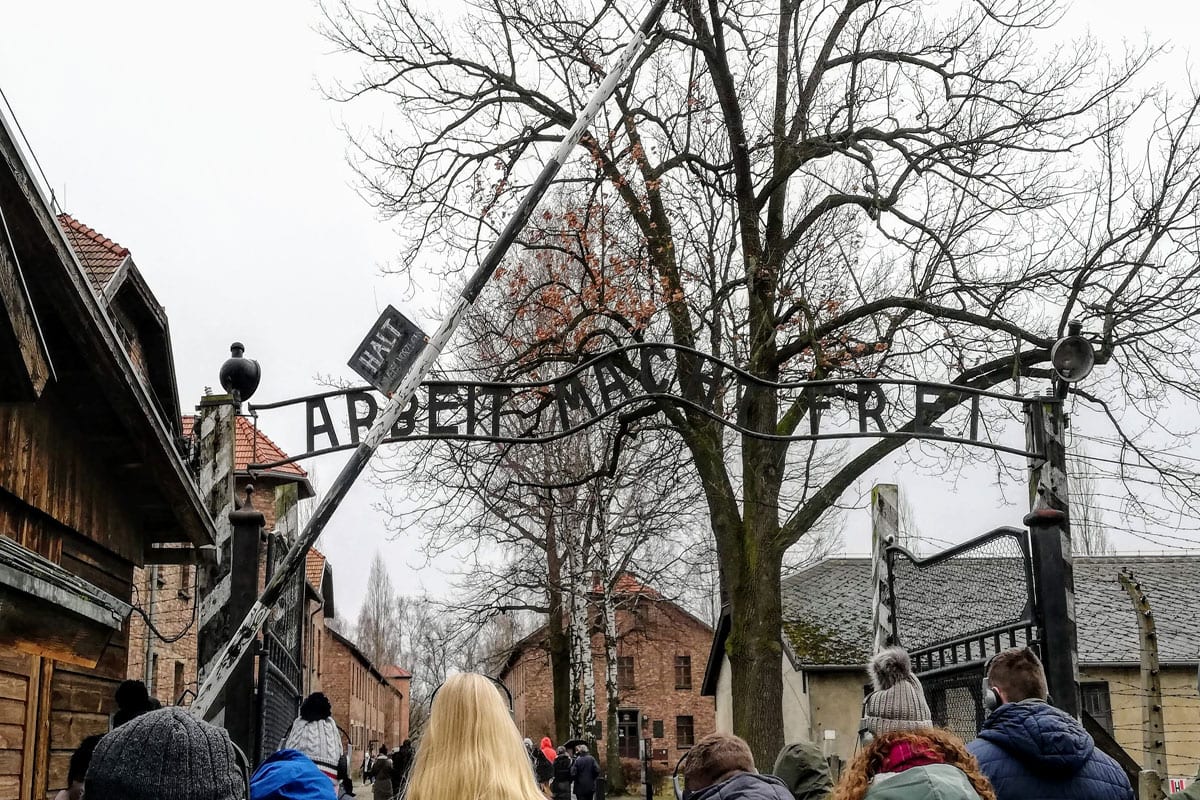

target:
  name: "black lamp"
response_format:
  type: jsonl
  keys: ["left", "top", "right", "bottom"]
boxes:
{"left": 219, "top": 342, "right": 261, "bottom": 407}
{"left": 1050, "top": 321, "right": 1094, "bottom": 397}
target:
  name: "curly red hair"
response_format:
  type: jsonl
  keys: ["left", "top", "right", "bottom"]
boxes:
{"left": 831, "top": 729, "right": 996, "bottom": 800}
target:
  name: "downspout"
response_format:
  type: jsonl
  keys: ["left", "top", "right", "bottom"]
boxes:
{"left": 143, "top": 566, "right": 157, "bottom": 688}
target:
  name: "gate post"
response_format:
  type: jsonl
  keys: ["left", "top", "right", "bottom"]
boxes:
{"left": 225, "top": 488, "right": 265, "bottom": 758}
{"left": 1025, "top": 507, "right": 1080, "bottom": 719}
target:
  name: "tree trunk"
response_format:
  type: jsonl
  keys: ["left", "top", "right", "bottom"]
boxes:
{"left": 545, "top": 511, "right": 572, "bottom": 742}
{"left": 602, "top": 579, "right": 624, "bottom": 793}
{"left": 726, "top": 545, "right": 785, "bottom": 768}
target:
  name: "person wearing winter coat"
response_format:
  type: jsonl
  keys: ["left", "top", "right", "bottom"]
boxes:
{"left": 393, "top": 739, "right": 414, "bottom": 791}
{"left": 535, "top": 737, "right": 555, "bottom": 795}
{"left": 830, "top": 648, "right": 994, "bottom": 800}
{"left": 680, "top": 732, "right": 793, "bottom": 800}
{"left": 967, "top": 647, "right": 1134, "bottom": 800}
{"left": 368, "top": 745, "right": 394, "bottom": 800}
{"left": 571, "top": 745, "right": 602, "bottom": 800}
{"left": 552, "top": 746, "right": 574, "bottom": 800}
{"left": 251, "top": 748, "right": 337, "bottom": 800}
{"left": 771, "top": 741, "right": 832, "bottom": 800}
{"left": 282, "top": 693, "right": 347, "bottom": 794}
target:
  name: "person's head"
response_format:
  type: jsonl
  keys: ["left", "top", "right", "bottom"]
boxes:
{"left": 771, "top": 741, "right": 831, "bottom": 800}
{"left": 283, "top": 693, "right": 342, "bottom": 776}
{"left": 556, "top": 746, "right": 567, "bottom": 756}
{"left": 524, "top": 738, "right": 534, "bottom": 751}
{"left": 379, "top": 745, "right": 390, "bottom": 756}
{"left": 861, "top": 648, "right": 932, "bottom": 738}
{"left": 64, "top": 734, "right": 103, "bottom": 800}
{"left": 112, "top": 679, "right": 155, "bottom": 727}
{"left": 680, "top": 733, "right": 755, "bottom": 793}
{"left": 576, "top": 745, "right": 588, "bottom": 756}
{"left": 85, "top": 707, "right": 247, "bottom": 800}
{"left": 831, "top": 729, "right": 996, "bottom": 800}
{"left": 985, "top": 647, "right": 1048, "bottom": 704}
{"left": 407, "top": 673, "right": 543, "bottom": 800}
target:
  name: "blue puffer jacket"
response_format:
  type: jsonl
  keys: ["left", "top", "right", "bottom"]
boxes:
{"left": 691, "top": 772, "right": 794, "bottom": 800}
{"left": 967, "top": 701, "right": 1133, "bottom": 800}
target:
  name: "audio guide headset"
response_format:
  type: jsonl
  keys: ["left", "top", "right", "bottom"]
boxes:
{"left": 672, "top": 749, "right": 691, "bottom": 800}
{"left": 981, "top": 652, "right": 1002, "bottom": 715}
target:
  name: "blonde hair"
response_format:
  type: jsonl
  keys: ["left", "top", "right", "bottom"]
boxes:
{"left": 405, "top": 673, "right": 544, "bottom": 800}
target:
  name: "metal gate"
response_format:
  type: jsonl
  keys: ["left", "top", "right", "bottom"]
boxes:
{"left": 256, "top": 531, "right": 305, "bottom": 762}
{"left": 885, "top": 526, "right": 1037, "bottom": 740}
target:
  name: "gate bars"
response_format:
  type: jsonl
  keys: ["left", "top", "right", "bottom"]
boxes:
{"left": 191, "top": 0, "right": 674, "bottom": 718}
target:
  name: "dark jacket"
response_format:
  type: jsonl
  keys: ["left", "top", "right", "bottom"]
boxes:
{"left": 967, "top": 701, "right": 1133, "bottom": 800}
{"left": 571, "top": 754, "right": 601, "bottom": 795}
{"left": 536, "top": 747, "right": 555, "bottom": 783}
{"left": 691, "top": 772, "right": 794, "bottom": 800}
{"left": 367, "top": 754, "right": 394, "bottom": 800}
{"left": 771, "top": 742, "right": 831, "bottom": 800}
{"left": 553, "top": 755, "right": 574, "bottom": 800}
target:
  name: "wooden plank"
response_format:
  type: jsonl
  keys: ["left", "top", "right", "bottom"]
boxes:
{"left": 47, "top": 712, "right": 105, "bottom": 751}
{"left": 20, "top": 656, "right": 38, "bottom": 800}
{"left": 0, "top": 749, "right": 21, "bottom": 776}
{"left": 0, "top": 675, "right": 25, "bottom": 703}
{"left": 46, "top": 752, "right": 69, "bottom": 794}
{"left": 0, "top": 775, "right": 19, "bottom": 799}
{"left": 31, "top": 660, "right": 51, "bottom": 800}
{"left": 0, "top": 725, "right": 23, "bottom": 751}
{"left": 0, "top": 700, "right": 23, "bottom": 728}
{"left": 48, "top": 673, "right": 107, "bottom": 717}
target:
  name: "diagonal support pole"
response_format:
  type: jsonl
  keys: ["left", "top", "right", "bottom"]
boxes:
{"left": 191, "top": 0, "right": 673, "bottom": 719}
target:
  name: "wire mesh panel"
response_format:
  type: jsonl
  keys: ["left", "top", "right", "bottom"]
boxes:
{"left": 886, "top": 527, "right": 1037, "bottom": 737}
{"left": 257, "top": 532, "right": 305, "bottom": 763}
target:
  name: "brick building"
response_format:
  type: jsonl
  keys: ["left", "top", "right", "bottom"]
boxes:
{"left": 500, "top": 576, "right": 714, "bottom": 782}
{"left": 321, "top": 625, "right": 409, "bottom": 758}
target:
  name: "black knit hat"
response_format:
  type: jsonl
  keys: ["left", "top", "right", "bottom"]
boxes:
{"left": 85, "top": 707, "right": 244, "bottom": 800}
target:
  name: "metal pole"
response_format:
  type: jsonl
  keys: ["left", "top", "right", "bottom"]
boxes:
{"left": 191, "top": 0, "right": 673, "bottom": 719}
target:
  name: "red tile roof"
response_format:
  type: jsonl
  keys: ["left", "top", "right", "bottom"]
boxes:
{"left": 306, "top": 548, "right": 327, "bottom": 589}
{"left": 181, "top": 414, "right": 307, "bottom": 478}
{"left": 57, "top": 213, "right": 129, "bottom": 294}
{"left": 593, "top": 572, "right": 661, "bottom": 599}
{"left": 383, "top": 665, "right": 412, "bottom": 679}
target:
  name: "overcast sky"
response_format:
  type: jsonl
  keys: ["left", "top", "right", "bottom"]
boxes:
{"left": 2, "top": 1, "right": 1197, "bottom": 628}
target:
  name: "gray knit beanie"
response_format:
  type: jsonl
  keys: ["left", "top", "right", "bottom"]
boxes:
{"left": 85, "top": 706, "right": 244, "bottom": 800}
{"left": 863, "top": 648, "right": 933, "bottom": 736}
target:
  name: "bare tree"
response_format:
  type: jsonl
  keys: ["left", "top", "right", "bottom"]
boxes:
{"left": 324, "top": 0, "right": 1200, "bottom": 761}
{"left": 355, "top": 551, "right": 403, "bottom": 668}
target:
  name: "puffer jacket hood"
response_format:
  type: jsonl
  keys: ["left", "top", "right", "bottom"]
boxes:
{"left": 692, "top": 772, "right": 794, "bottom": 800}
{"left": 771, "top": 742, "right": 832, "bottom": 800}
{"left": 975, "top": 701, "right": 1092, "bottom": 775}
{"left": 968, "top": 701, "right": 1133, "bottom": 800}
{"left": 250, "top": 749, "right": 337, "bottom": 800}
{"left": 864, "top": 764, "right": 983, "bottom": 800}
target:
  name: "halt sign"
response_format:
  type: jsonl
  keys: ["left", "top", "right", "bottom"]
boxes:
{"left": 348, "top": 305, "right": 427, "bottom": 395}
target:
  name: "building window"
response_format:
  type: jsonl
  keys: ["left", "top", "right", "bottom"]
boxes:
{"left": 617, "top": 656, "right": 635, "bottom": 690}
{"left": 675, "top": 655, "right": 692, "bottom": 690}
{"left": 652, "top": 719, "right": 664, "bottom": 739}
{"left": 617, "top": 710, "right": 640, "bottom": 758}
{"left": 676, "top": 716, "right": 695, "bottom": 748}
{"left": 173, "top": 661, "right": 185, "bottom": 703}
{"left": 179, "top": 564, "right": 192, "bottom": 598}
{"left": 1081, "top": 682, "right": 1113, "bottom": 735}
{"left": 150, "top": 653, "right": 159, "bottom": 694}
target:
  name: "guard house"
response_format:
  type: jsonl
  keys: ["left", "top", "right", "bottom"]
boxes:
{"left": 0, "top": 113, "right": 216, "bottom": 798}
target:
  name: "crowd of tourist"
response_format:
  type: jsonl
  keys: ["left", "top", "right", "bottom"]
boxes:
{"left": 56, "top": 646, "right": 1198, "bottom": 800}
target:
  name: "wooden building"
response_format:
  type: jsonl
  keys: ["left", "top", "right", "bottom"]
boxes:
{"left": 0, "top": 115, "right": 216, "bottom": 798}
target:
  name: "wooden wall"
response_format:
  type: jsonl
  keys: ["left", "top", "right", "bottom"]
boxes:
{"left": 0, "top": 384, "right": 143, "bottom": 565}
{"left": 0, "top": 397, "right": 138, "bottom": 800}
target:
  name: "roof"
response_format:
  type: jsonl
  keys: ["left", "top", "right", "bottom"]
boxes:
{"left": 776, "top": 554, "right": 1200, "bottom": 669}
{"left": 384, "top": 665, "right": 412, "bottom": 679}
{"left": 56, "top": 213, "right": 130, "bottom": 294}
{"left": 593, "top": 572, "right": 662, "bottom": 598}
{"left": 306, "top": 548, "right": 326, "bottom": 589}
{"left": 182, "top": 415, "right": 314, "bottom": 496}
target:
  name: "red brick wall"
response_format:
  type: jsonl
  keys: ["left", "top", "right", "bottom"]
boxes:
{"left": 504, "top": 597, "right": 715, "bottom": 774}
{"left": 126, "top": 563, "right": 199, "bottom": 705}
{"left": 320, "top": 626, "right": 406, "bottom": 757}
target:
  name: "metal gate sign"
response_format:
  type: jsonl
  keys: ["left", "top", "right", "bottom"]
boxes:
{"left": 348, "top": 305, "right": 427, "bottom": 395}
